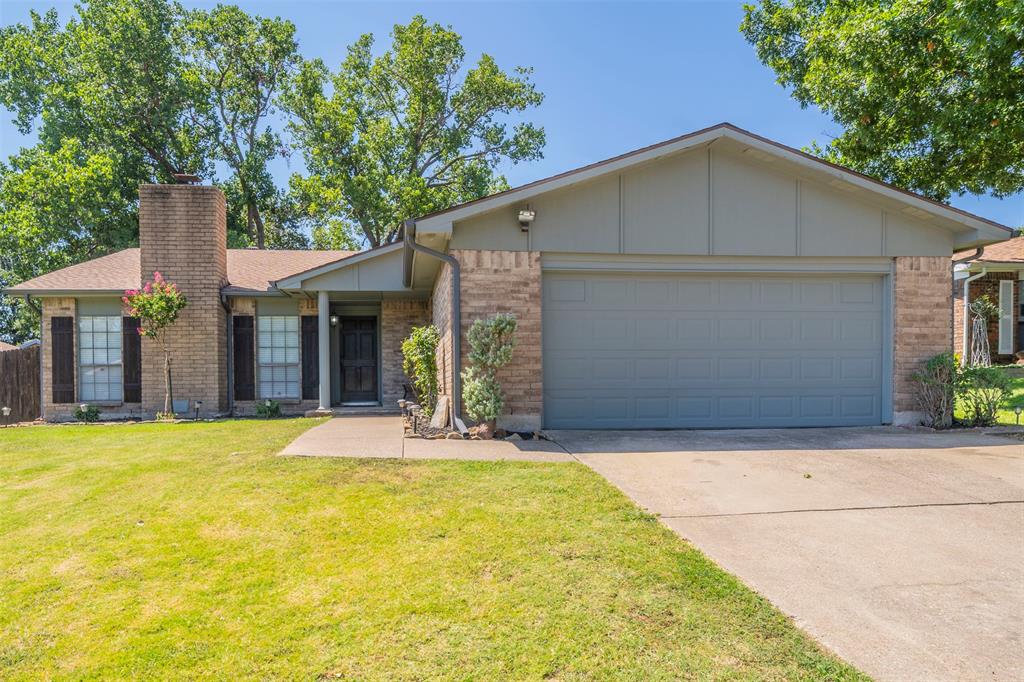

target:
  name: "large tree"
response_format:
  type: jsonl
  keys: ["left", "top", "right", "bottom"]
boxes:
{"left": 282, "top": 15, "right": 546, "bottom": 248}
{"left": 0, "top": 0, "right": 304, "bottom": 342}
{"left": 741, "top": 0, "right": 1023, "bottom": 201}
{"left": 179, "top": 4, "right": 302, "bottom": 248}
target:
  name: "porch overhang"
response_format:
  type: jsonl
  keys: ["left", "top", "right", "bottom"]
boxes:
{"left": 272, "top": 242, "right": 430, "bottom": 298}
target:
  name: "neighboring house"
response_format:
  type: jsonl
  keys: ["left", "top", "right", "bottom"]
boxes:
{"left": 953, "top": 236, "right": 1024, "bottom": 363}
{"left": 0, "top": 340, "right": 17, "bottom": 351}
{"left": 3, "top": 124, "right": 1014, "bottom": 427}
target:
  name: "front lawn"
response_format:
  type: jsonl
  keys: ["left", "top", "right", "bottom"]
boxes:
{"left": 0, "top": 419, "right": 862, "bottom": 680}
{"left": 996, "top": 372, "right": 1024, "bottom": 425}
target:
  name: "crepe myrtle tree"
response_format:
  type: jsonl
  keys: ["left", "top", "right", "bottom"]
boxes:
{"left": 123, "top": 271, "right": 187, "bottom": 416}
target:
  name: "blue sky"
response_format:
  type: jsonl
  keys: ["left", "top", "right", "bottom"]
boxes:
{"left": 2, "top": 0, "right": 1021, "bottom": 227}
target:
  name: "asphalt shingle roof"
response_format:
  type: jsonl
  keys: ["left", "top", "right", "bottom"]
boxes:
{"left": 4, "top": 248, "right": 356, "bottom": 295}
{"left": 955, "top": 236, "right": 1024, "bottom": 263}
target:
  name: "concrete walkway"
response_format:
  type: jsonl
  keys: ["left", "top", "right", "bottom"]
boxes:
{"left": 280, "top": 415, "right": 573, "bottom": 462}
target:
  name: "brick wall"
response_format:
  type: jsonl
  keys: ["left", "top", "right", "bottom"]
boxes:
{"left": 893, "top": 256, "right": 952, "bottom": 424}
{"left": 39, "top": 297, "right": 143, "bottom": 421}
{"left": 448, "top": 250, "right": 543, "bottom": 431}
{"left": 952, "top": 272, "right": 1020, "bottom": 363}
{"left": 381, "top": 299, "right": 430, "bottom": 408}
{"left": 432, "top": 262, "right": 454, "bottom": 403}
{"left": 139, "top": 184, "right": 228, "bottom": 416}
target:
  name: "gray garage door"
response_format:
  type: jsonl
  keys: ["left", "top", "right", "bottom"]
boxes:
{"left": 543, "top": 272, "right": 885, "bottom": 429}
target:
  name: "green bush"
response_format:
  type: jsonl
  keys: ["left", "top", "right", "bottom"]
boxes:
{"left": 911, "top": 352, "right": 959, "bottom": 429}
{"left": 462, "top": 368, "right": 504, "bottom": 423}
{"left": 256, "top": 400, "right": 281, "bottom": 419}
{"left": 960, "top": 365, "right": 1012, "bottom": 426}
{"left": 73, "top": 404, "right": 101, "bottom": 423}
{"left": 461, "top": 313, "right": 517, "bottom": 424}
{"left": 401, "top": 325, "right": 440, "bottom": 416}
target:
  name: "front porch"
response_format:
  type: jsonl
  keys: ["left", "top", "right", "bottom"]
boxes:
{"left": 270, "top": 242, "right": 437, "bottom": 415}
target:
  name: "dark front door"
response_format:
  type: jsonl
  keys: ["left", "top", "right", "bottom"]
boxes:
{"left": 340, "top": 316, "right": 378, "bottom": 403}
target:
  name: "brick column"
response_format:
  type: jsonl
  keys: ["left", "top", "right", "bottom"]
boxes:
{"left": 138, "top": 184, "right": 228, "bottom": 416}
{"left": 451, "top": 249, "right": 542, "bottom": 431}
{"left": 893, "top": 256, "right": 952, "bottom": 425}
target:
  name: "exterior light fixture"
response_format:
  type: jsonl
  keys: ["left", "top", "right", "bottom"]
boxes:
{"left": 265, "top": 399, "right": 272, "bottom": 408}
{"left": 80, "top": 403, "right": 88, "bottom": 414}
{"left": 518, "top": 208, "right": 536, "bottom": 232}
{"left": 1, "top": 406, "right": 10, "bottom": 427}
{"left": 194, "top": 400, "right": 203, "bottom": 421}
{"left": 330, "top": 314, "right": 339, "bottom": 326}
{"left": 1016, "top": 406, "right": 1022, "bottom": 425}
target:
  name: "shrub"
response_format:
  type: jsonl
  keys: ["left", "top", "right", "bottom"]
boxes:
{"left": 462, "top": 368, "right": 504, "bottom": 424}
{"left": 401, "top": 325, "right": 440, "bottom": 416}
{"left": 460, "top": 313, "right": 517, "bottom": 426}
{"left": 960, "top": 365, "right": 1011, "bottom": 426}
{"left": 911, "top": 352, "right": 960, "bottom": 428}
{"left": 256, "top": 399, "right": 281, "bottom": 419}
{"left": 73, "top": 403, "right": 101, "bottom": 423}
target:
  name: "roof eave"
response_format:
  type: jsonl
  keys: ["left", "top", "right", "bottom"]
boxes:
{"left": 412, "top": 123, "right": 1013, "bottom": 240}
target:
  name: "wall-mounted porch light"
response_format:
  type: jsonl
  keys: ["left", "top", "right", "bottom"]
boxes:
{"left": 330, "top": 314, "right": 339, "bottom": 326}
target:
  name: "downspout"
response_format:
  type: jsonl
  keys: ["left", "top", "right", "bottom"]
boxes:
{"left": 25, "top": 295, "right": 43, "bottom": 420}
{"left": 220, "top": 293, "right": 233, "bottom": 415}
{"left": 403, "top": 219, "right": 467, "bottom": 434}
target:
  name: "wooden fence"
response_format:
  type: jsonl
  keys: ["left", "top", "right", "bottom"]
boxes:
{"left": 0, "top": 345, "right": 40, "bottom": 423}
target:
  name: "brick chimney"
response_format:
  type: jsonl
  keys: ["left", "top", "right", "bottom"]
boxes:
{"left": 138, "top": 183, "right": 228, "bottom": 415}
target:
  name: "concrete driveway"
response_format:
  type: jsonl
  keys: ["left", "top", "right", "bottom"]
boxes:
{"left": 549, "top": 427, "right": 1024, "bottom": 682}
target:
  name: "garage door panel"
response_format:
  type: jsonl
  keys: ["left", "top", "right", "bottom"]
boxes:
{"left": 543, "top": 272, "right": 884, "bottom": 428}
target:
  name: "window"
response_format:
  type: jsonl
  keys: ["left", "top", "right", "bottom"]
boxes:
{"left": 258, "top": 315, "right": 299, "bottom": 398}
{"left": 79, "top": 315, "right": 122, "bottom": 401}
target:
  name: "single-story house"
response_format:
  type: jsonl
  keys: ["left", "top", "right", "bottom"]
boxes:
{"left": 4, "top": 123, "right": 1015, "bottom": 428}
{"left": 953, "top": 236, "right": 1024, "bottom": 363}
{"left": 0, "top": 340, "right": 17, "bottom": 352}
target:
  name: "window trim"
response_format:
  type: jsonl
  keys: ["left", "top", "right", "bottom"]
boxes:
{"left": 77, "top": 314, "right": 124, "bottom": 405}
{"left": 256, "top": 314, "right": 301, "bottom": 400}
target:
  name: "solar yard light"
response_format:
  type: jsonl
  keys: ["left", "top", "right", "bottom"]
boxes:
{"left": 1015, "top": 406, "right": 1022, "bottom": 425}
{"left": 194, "top": 400, "right": 203, "bottom": 421}
{"left": 2, "top": 406, "right": 10, "bottom": 427}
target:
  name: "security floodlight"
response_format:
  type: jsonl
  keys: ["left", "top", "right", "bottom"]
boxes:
{"left": 518, "top": 208, "right": 536, "bottom": 231}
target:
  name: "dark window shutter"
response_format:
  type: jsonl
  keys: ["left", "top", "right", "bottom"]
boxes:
{"left": 51, "top": 316, "right": 75, "bottom": 403}
{"left": 122, "top": 317, "right": 142, "bottom": 403}
{"left": 301, "top": 316, "right": 319, "bottom": 400}
{"left": 233, "top": 315, "right": 255, "bottom": 401}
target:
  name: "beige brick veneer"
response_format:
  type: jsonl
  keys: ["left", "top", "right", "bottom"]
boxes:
{"left": 381, "top": 299, "right": 430, "bottom": 408}
{"left": 893, "top": 256, "right": 952, "bottom": 424}
{"left": 436, "top": 250, "right": 542, "bottom": 431}
{"left": 139, "top": 184, "right": 228, "bottom": 416}
{"left": 431, "top": 263, "right": 454, "bottom": 404}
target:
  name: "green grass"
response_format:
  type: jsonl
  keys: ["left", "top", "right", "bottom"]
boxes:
{"left": 996, "top": 373, "right": 1024, "bottom": 425}
{"left": 0, "top": 419, "right": 864, "bottom": 681}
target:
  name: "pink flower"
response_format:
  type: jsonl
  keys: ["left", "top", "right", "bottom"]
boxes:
{"left": 143, "top": 282, "right": 152, "bottom": 293}
{"left": 153, "top": 271, "right": 163, "bottom": 282}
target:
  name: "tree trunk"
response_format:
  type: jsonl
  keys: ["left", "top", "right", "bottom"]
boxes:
{"left": 249, "top": 202, "right": 266, "bottom": 249}
{"left": 164, "top": 351, "right": 173, "bottom": 415}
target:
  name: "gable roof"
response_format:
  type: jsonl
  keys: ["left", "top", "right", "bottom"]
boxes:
{"left": 4, "top": 248, "right": 355, "bottom": 296}
{"left": 413, "top": 122, "right": 1014, "bottom": 242}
